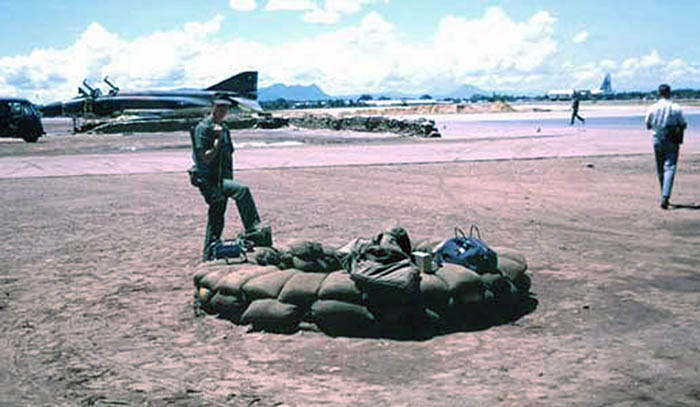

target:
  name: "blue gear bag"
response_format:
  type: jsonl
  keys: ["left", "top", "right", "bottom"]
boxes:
{"left": 208, "top": 238, "right": 250, "bottom": 264}
{"left": 433, "top": 225, "right": 498, "bottom": 274}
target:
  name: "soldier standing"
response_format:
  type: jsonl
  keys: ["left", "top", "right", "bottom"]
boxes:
{"left": 190, "top": 99, "right": 270, "bottom": 260}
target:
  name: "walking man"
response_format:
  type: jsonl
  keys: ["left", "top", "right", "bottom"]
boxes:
{"left": 645, "top": 84, "right": 687, "bottom": 209}
{"left": 570, "top": 93, "right": 585, "bottom": 125}
{"left": 190, "top": 99, "right": 270, "bottom": 260}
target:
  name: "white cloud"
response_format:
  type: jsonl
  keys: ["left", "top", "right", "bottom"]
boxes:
{"left": 265, "top": 0, "right": 315, "bottom": 11}
{"left": 266, "top": 0, "right": 389, "bottom": 24}
{"left": 326, "top": 0, "right": 377, "bottom": 14}
{"left": 303, "top": 8, "right": 341, "bottom": 24}
{"left": 599, "top": 59, "right": 617, "bottom": 70}
{"left": 0, "top": 15, "right": 234, "bottom": 103}
{"left": 433, "top": 8, "right": 557, "bottom": 77}
{"left": 612, "top": 49, "right": 700, "bottom": 89}
{"left": 0, "top": 8, "right": 560, "bottom": 100}
{"left": 572, "top": 30, "right": 588, "bottom": 44}
{"left": 555, "top": 49, "right": 700, "bottom": 92}
{"left": 3, "top": 9, "right": 700, "bottom": 103}
{"left": 229, "top": 0, "right": 256, "bottom": 11}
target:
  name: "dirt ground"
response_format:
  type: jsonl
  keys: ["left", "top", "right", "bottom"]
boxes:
{"left": 1, "top": 131, "right": 699, "bottom": 406}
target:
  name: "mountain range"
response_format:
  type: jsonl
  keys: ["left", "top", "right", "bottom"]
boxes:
{"left": 257, "top": 83, "right": 488, "bottom": 101}
{"left": 258, "top": 84, "right": 330, "bottom": 101}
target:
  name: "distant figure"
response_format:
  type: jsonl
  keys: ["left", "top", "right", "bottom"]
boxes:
{"left": 190, "top": 99, "right": 270, "bottom": 260}
{"left": 645, "top": 83, "right": 688, "bottom": 209}
{"left": 570, "top": 94, "right": 585, "bottom": 125}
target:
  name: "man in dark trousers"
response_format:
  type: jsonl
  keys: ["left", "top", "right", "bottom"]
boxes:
{"left": 570, "top": 93, "right": 585, "bottom": 125}
{"left": 645, "top": 83, "right": 688, "bottom": 209}
{"left": 190, "top": 99, "right": 270, "bottom": 261}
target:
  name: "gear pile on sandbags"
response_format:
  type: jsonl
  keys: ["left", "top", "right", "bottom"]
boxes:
{"left": 193, "top": 227, "right": 533, "bottom": 338}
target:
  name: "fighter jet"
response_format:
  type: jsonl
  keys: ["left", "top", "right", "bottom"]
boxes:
{"left": 39, "top": 71, "right": 263, "bottom": 118}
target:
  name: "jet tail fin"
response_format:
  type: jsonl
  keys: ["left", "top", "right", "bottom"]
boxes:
{"left": 599, "top": 73, "right": 612, "bottom": 93}
{"left": 206, "top": 71, "right": 258, "bottom": 99}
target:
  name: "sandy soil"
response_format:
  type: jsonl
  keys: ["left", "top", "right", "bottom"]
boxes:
{"left": 1, "top": 120, "right": 700, "bottom": 406}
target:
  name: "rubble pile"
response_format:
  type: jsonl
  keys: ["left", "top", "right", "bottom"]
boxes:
{"left": 85, "top": 114, "right": 440, "bottom": 138}
{"left": 88, "top": 116, "right": 289, "bottom": 134}
{"left": 289, "top": 115, "right": 441, "bottom": 138}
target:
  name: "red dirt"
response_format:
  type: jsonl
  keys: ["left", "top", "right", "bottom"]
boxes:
{"left": 1, "top": 132, "right": 699, "bottom": 406}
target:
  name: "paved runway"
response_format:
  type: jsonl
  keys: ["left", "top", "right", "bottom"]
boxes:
{"left": 1, "top": 124, "right": 698, "bottom": 179}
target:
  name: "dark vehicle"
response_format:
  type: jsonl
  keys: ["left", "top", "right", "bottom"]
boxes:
{"left": 40, "top": 71, "right": 262, "bottom": 119}
{"left": 0, "top": 97, "right": 45, "bottom": 142}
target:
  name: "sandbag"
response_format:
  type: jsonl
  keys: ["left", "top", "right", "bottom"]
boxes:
{"left": 195, "top": 286, "right": 214, "bottom": 305}
{"left": 291, "top": 256, "right": 333, "bottom": 273}
{"left": 251, "top": 247, "right": 284, "bottom": 266}
{"left": 317, "top": 271, "right": 363, "bottom": 304}
{"left": 278, "top": 272, "right": 328, "bottom": 306}
{"left": 419, "top": 273, "right": 451, "bottom": 313}
{"left": 196, "top": 267, "right": 230, "bottom": 291}
{"left": 369, "top": 303, "right": 437, "bottom": 338}
{"left": 286, "top": 243, "right": 343, "bottom": 272}
{"left": 310, "top": 300, "right": 376, "bottom": 336}
{"left": 513, "top": 273, "right": 531, "bottom": 296}
{"left": 496, "top": 251, "right": 528, "bottom": 281}
{"left": 323, "top": 246, "right": 344, "bottom": 258}
{"left": 434, "top": 263, "right": 484, "bottom": 304}
{"left": 242, "top": 268, "right": 297, "bottom": 300}
{"left": 315, "top": 254, "right": 343, "bottom": 272}
{"left": 480, "top": 273, "right": 518, "bottom": 305}
{"left": 216, "top": 265, "right": 277, "bottom": 298}
{"left": 240, "top": 299, "right": 302, "bottom": 333}
{"left": 412, "top": 239, "right": 442, "bottom": 254}
{"left": 209, "top": 292, "right": 246, "bottom": 321}
{"left": 193, "top": 268, "right": 210, "bottom": 287}
{"left": 287, "top": 240, "right": 324, "bottom": 260}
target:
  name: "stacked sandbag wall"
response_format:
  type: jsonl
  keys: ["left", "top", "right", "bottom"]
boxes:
{"left": 193, "top": 247, "right": 531, "bottom": 337}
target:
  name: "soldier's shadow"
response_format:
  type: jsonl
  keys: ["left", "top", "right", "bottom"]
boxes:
{"left": 670, "top": 203, "right": 700, "bottom": 210}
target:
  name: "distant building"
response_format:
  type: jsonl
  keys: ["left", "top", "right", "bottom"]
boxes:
{"left": 363, "top": 98, "right": 448, "bottom": 107}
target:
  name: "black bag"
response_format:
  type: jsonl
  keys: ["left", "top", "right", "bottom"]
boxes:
{"left": 433, "top": 225, "right": 498, "bottom": 274}
{"left": 666, "top": 125, "right": 684, "bottom": 144}
{"left": 665, "top": 105, "right": 685, "bottom": 144}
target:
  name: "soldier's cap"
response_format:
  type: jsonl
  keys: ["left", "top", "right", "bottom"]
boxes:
{"left": 213, "top": 98, "right": 232, "bottom": 106}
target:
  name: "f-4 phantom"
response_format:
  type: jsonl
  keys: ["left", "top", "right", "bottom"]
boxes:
{"left": 40, "top": 71, "right": 263, "bottom": 119}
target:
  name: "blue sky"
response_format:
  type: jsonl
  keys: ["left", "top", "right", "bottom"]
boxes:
{"left": 1, "top": 0, "right": 698, "bottom": 102}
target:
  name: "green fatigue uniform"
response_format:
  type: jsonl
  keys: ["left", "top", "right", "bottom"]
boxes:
{"left": 192, "top": 115, "right": 261, "bottom": 260}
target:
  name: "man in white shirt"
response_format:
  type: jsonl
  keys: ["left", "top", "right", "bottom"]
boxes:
{"left": 645, "top": 84, "right": 688, "bottom": 209}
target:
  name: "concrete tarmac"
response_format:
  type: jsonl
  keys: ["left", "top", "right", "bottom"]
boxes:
{"left": 1, "top": 120, "right": 698, "bottom": 179}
